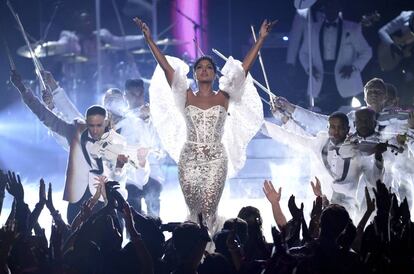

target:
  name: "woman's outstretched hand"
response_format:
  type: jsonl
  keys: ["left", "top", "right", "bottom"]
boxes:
{"left": 259, "top": 19, "right": 277, "bottom": 39}
{"left": 133, "top": 17, "right": 178, "bottom": 86}
{"left": 133, "top": 17, "right": 151, "bottom": 39}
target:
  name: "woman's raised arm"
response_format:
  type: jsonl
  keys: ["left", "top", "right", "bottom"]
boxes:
{"left": 133, "top": 17, "right": 175, "bottom": 86}
{"left": 241, "top": 19, "right": 277, "bottom": 75}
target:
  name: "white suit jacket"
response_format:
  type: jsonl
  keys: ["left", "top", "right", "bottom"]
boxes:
{"left": 262, "top": 121, "right": 383, "bottom": 200}
{"left": 287, "top": 9, "right": 324, "bottom": 65}
{"left": 20, "top": 89, "right": 127, "bottom": 203}
{"left": 299, "top": 19, "right": 372, "bottom": 98}
{"left": 51, "top": 86, "right": 151, "bottom": 189}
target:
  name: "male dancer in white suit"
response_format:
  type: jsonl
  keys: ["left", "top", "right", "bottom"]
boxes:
{"left": 299, "top": 0, "right": 372, "bottom": 113}
{"left": 263, "top": 111, "right": 385, "bottom": 219}
{"left": 11, "top": 71, "right": 130, "bottom": 223}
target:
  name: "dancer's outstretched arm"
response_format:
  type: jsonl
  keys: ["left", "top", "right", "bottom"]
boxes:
{"left": 241, "top": 19, "right": 276, "bottom": 75}
{"left": 133, "top": 18, "right": 175, "bottom": 86}
{"left": 42, "top": 70, "right": 83, "bottom": 121}
{"left": 10, "top": 70, "right": 75, "bottom": 140}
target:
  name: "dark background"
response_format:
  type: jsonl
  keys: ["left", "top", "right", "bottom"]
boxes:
{"left": 1, "top": 0, "right": 414, "bottom": 179}
{"left": 1, "top": 0, "right": 414, "bottom": 107}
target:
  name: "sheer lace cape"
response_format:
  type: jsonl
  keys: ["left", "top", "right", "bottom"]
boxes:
{"left": 149, "top": 56, "right": 263, "bottom": 178}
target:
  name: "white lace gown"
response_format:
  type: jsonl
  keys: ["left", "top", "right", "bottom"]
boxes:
{"left": 179, "top": 105, "right": 228, "bottom": 224}
{"left": 149, "top": 56, "right": 263, "bottom": 227}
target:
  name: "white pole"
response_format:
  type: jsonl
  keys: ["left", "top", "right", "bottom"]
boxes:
{"left": 250, "top": 25, "right": 275, "bottom": 109}
{"left": 152, "top": 0, "right": 158, "bottom": 41}
{"left": 307, "top": 9, "right": 314, "bottom": 107}
{"left": 96, "top": 0, "right": 102, "bottom": 98}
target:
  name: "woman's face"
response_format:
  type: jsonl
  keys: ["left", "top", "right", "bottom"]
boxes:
{"left": 194, "top": 59, "right": 216, "bottom": 83}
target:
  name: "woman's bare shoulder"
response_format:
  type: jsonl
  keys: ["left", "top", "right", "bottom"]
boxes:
{"left": 217, "top": 90, "right": 229, "bottom": 99}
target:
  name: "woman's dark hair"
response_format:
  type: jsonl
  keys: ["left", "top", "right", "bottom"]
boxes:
{"left": 223, "top": 218, "right": 248, "bottom": 244}
{"left": 172, "top": 221, "right": 202, "bottom": 259}
{"left": 193, "top": 55, "right": 217, "bottom": 74}
{"left": 237, "top": 206, "right": 263, "bottom": 227}
{"left": 319, "top": 204, "right": 350, "bottom": 240}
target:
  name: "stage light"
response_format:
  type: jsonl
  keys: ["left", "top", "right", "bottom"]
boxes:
{"left": 351, "top": 97, "right": 361, "bottom": 108}
{"left": 283, "top": 36, "right": 289, "bottom": 41}
{"left": 172, "top": 0, "right": 202, "bottom": 59}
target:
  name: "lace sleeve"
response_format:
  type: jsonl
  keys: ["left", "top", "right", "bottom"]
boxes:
{"left": 171, "top": 59, "right": 190, "bottom": 112}
{"left": 148, "top": 56, "right": 189, "bottom": 163}
{"left": 220, "top": 57, "right": 264, "bottom": 177}
{"left": 218, "top": 56, "right": 246, "bottom": 102}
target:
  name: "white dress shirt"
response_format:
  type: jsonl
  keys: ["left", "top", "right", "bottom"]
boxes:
{"left": 323, "top": 19, "right": 340, "bottom": 61}
{"left": 85, "top": 130, "right": 128, "bottom": 199}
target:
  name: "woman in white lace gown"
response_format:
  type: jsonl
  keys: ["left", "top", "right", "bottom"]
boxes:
{"left": 134, "top": 18, "right": 273, "bottom": 228}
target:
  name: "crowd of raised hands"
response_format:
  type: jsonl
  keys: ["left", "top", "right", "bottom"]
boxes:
{"left": 262, "top": 177, "right": 413, "bottom": 274}
{"left": 0, "top": 169, "right": 413, "bottom": 274}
